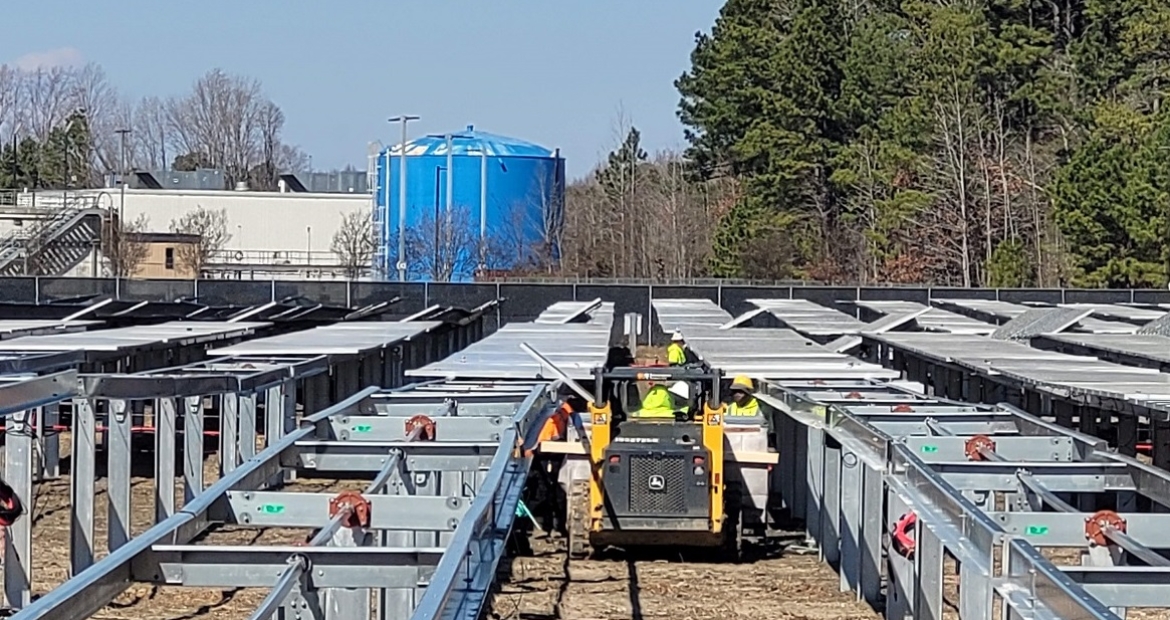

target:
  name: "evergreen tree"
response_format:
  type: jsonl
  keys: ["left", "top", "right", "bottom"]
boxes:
{"left": 1053, "top": 104, "right": 1170, "bottom": 287}
{"left": 596, "top": 127, "right": 648, "bottom": 203}
{"left": 0, "top": 110, "right": 93, "bottom": 190}
{"left": 677, "top": 0, "right": 850, "bottom": 278}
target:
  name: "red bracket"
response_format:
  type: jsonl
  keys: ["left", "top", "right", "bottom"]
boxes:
{"left": 892, "top": 512, "right": 917, "bottom": 558}
{"left": 0, "top": 479, "right": 23, "bottom": 527}
{"left": 964, "top": 435, "right": 997, "bottom": 461}
{"left": 329, "top": 491, "right": 372, "bottom": 529}
{"left": 892, "top": 404, "right": 914, "bottom": 413}
{"left": 405, "top": 415, "right": 436, "bottom": 441}
{"left": 846, "top": 391, "right": 863, "bottom": 399}
{"left": 1085, "top": 510, "right": 1126, "bottom": 546}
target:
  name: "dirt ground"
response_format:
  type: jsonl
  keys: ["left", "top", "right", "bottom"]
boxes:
{"left": 489, "top": 536, "right": 878, "bottom": 620}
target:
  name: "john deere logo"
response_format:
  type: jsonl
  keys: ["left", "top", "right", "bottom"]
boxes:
{"left": 648, "top": 475, "right": 666, "bottom": 491}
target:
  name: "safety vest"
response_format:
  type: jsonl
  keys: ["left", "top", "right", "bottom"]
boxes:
{"left": 529, "top": 403, "right": 572, "bottom": 455}
{"left": 667, "top": 343, "right": 686, "bottom": 366}
{"left": 637, "top": 385, "right": 688, "bottom": 419}
{"left": 728, "top": 397, "right": 761, "bottom": 417}
{"left": 541, "top": 403, "right": 571, "bottom": 441}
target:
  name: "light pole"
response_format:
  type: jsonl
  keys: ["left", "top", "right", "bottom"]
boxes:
{"left": 433, "top": 166, "right": 446, "bottom": 276}
{"left": 114, "top": 128, "right": 130, "bottom": 224}
{"left": 388, "top": 115, "right": 419, "bottom": 281}
{"left": 445, "top": 134, "right": 454, "bottom": 219}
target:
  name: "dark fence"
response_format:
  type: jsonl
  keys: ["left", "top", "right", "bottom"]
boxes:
{"left": 5, "top": 277, "right": 1169, "bottom": 344}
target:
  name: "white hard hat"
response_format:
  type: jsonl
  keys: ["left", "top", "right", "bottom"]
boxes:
{"left": 671, "top": 330, "right": 685, "bottom": 342}
{"left": 667, "top": 381, "right": 690, "bottom": 400}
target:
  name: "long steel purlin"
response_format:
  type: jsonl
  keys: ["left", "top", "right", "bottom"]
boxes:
{"left": 410, "top": 386, "right": 554, "bottom": 620}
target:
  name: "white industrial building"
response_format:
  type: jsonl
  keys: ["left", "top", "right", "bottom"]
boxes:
{"left": 0, "top": 184, "right": 373, "bottom": 280}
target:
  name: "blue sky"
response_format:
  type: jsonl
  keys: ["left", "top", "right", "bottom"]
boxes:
{"left": 0, "top": 1, "right": 723, "bottom": 179}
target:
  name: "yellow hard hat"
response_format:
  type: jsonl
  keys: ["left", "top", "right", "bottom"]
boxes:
{"left": 730, "top": 375, "right": 754, "bottom": 392}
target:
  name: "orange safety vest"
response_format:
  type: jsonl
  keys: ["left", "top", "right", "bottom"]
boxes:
{"left": 528, "top": 402, "right": 572, "bottom": 456}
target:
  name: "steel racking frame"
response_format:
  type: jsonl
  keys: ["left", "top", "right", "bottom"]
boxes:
{"left": 0, "top": 369, "right": 81, "bottom": 608}
{"left": 0, "top": 320, "right": 273, "bottom": 373}
{"left": 850, "top": 300, "right": 995, "bottom": 335}
{"left": 0, "top": 313, "right": 489, "bottom": 615}
{"left": 13, "top": 380, "right": 555, "bottom": 620}
{"left": 762, "top": 378, "right": 1170, "bottom": 619}
{"left": 653, "top": 297, "right": 1170, "bottom": 619}
{"left": 865, "top": 332, "right": 1170, "bottom": 468}
{"left": 4, "top": 301, "right": 579, "bottom": 619}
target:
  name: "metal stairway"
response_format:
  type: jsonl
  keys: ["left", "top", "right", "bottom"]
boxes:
{"left": 0, "top": 196, "right": 105, "bottom": 276}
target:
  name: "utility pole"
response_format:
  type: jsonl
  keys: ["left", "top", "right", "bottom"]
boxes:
{"left": 388, "top": 115, "right": 419, "bottom": 282}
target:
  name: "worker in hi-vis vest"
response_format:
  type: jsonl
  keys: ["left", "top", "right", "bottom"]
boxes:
{"left": 667, "top": 331, "right": 688, "bottom": 366}
{"left": 636, "top": 381, "right": 691, "bottom": 418}
{"left": 727, "top": 375, "right": 777, "bottom": 450}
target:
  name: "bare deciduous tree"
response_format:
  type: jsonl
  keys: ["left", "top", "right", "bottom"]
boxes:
{"left": 0, "top": 61, "right": 311, "bottom": 194}
{"left": 0, "top": 65, "right": 18, "bottom": 141}
{"left": 19, "top": 66, "right": 75, "bottom": 143}
{"left": 161, "top": 69, "right": 306, "bottom": 186}
{"left": 559, "top": 137, "right": 724, "bottom": 280}
{"left": 104, "top": 213, "right": 150, "bottom": 277}
{"left": 69, "top": 64, "right": 119, "bottom": 183}
{"left": 405, "top": 206, "right": 491, "bottom": 281}
{"left": 331, "top": 209, "right": 376, "bottom": 279}
{"left": 169, "top": 206, "right": 231, "bottom": 277}
{"left": 130, "top": 96, "right": 169, "bottom": 171}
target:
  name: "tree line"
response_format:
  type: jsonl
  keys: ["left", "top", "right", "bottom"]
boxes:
{"left": 11, "top": 2, "right": 1160, "bottom": 289}
{"left": 557, "top": 122, "right": 738, "bottom": 280}
{"left": 555, "top": 0, "right": 1170, "bottom": 288}
{"left": 690, "top": 0, "right": 1170, "bottom": 288}
{"left": 0, "top": 62, "right": 307, "bottom": 192}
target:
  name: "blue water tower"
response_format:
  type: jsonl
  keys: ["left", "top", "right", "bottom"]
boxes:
{"left": 373, "top": 126, "right": 566, "bottom": 281}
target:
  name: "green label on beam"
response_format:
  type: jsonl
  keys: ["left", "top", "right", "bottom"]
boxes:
{"left": 921, "top": 445, "right": 938, "bottom": 453}
{"left": 1025, "top": 525, "right": 1049, "bottom": 536}
{"left": 353, "top": 424, "right": 372, "bottom": 433}
{"left": 260, "top": 504, "right": 285, "bottom": 515}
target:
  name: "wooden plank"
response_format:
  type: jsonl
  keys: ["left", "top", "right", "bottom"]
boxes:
{"left": 538, "top": 440, "right": 779, "bottom": 464}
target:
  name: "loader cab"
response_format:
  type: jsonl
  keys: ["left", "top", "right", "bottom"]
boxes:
{"left": 591, "top": 354, "right": 721, "bottom": 427}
